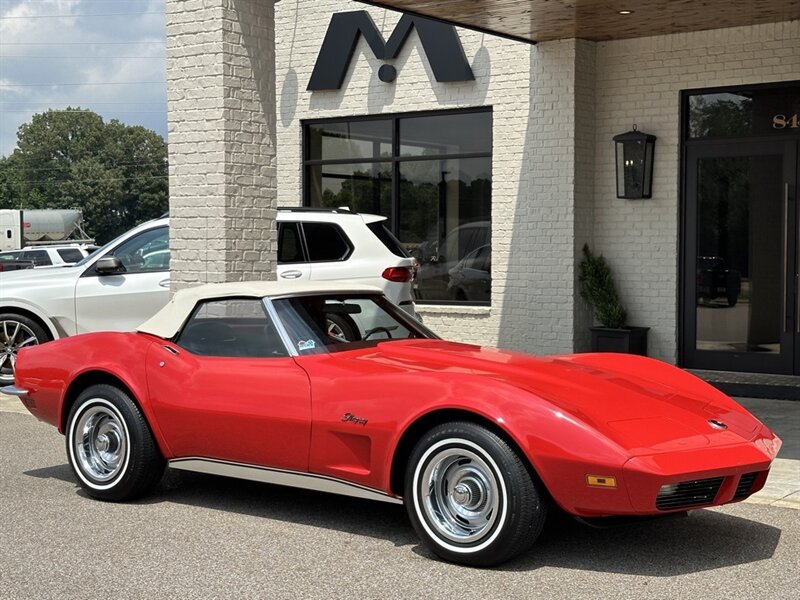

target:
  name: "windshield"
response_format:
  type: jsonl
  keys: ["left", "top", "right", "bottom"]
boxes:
{"left": 271, "top": 293, "right": 436, "bottom": 355}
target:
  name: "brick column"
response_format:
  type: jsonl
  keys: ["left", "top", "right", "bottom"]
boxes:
{"left": 166, "top": 0, "right": 277, "bottom": 290}
{"left": 498, "top": 38, "right": 597, "bottom": 354}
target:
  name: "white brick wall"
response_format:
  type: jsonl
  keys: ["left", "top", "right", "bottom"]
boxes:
{"left": 276, "top": 0, "right": 590, "bottom": 354}
{"left": 167, "top": 0, "right": 277, "bottom": 290}
{"left": 170, "top": 0, "right": 800, "bottom": 362}
{"left": 593, "top": 20, "right": 800, "bottom": 362}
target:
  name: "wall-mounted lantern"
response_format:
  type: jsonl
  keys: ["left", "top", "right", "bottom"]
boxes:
{"left": 613, "top": 125, "right": 656, "bottom": 199}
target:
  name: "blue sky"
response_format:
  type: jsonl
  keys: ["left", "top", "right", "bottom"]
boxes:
{"left": 0, "top": 0, "right": 167, "bottom": 156}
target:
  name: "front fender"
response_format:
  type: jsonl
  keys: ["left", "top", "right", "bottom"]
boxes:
{"left": 0, "top": 299, "right": 63, "bottom": 339}
{"left": 383, "top": 376, "right": 634, "bottom": 515}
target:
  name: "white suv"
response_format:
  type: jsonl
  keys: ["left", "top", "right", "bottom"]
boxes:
{"left": 276, "top": 207, "right": 416, "bottom": 312}
{"left": 0, "top": 208, "right": 416, "bottom": 385}
{"left": 0, "top": 244, "right": 91, "bottom": 268}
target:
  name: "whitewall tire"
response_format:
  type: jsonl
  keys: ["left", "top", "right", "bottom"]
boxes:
{"left": 404, "top": 422, "right": 546, "bottom": 566}
{"left": 66, "top": 384, "right": 164, "bottom": 501}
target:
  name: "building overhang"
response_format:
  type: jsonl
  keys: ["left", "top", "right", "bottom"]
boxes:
{"left": 359, "top": 0, "right": 800, "bottom": 44}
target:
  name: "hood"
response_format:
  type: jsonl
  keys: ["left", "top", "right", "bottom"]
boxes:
{"left": 0, "top": 263, "right": 81, "bottom": 291}
{"left": 376, "top": 340, "right": 765, "bottom": 455}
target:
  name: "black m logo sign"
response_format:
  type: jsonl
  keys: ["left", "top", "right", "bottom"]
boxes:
{"left": 307, "top": 11, "right": 475, "bottom": 91}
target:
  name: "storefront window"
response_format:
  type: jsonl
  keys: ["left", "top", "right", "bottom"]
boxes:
{"left": 304, "top": 109, "right": 492, "bottom": 305}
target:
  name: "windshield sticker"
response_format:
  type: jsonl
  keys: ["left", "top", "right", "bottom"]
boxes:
{"left": 297, "top": 339, "right": 316, "bottom": 352}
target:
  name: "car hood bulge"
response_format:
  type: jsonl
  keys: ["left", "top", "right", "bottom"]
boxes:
{"left": 375, "top": 340, "right": 764, "bottom": 454}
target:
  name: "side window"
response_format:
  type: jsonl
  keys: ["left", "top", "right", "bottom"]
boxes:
{"left": 176, "top": 298, "right": 289, "bottom": 358}
{"left": 22, "top": 250, "right": 52, "bottom": 266}
{"left": 473, "top": 246, "right": 490, "bottom": 272}
{"left": 278, "top": 222, "right": 304, "bottom": 263}
{"left": 302, "top": 222, "right": 352, "bottom": 262}
{"left": 106, "top": 226, "right": 169, "bottom": 274}
{"left": 0, "top": 251, "right": 21, "bottom": 261}
{"left": 57, "top": 248, "right": 85, "bottom": 263}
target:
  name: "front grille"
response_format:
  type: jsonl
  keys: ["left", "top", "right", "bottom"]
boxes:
{"left": 734, "top": 472, "right": 759, "bottom": 499}
{"left": 656, "top": 476, "right": 725, "bottom": 511}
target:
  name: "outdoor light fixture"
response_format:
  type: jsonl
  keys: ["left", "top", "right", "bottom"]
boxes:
{"left": 613, "top": 125, "right": 656, "bottom": 199}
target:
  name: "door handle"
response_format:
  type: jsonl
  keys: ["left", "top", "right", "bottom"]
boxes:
{"left": 159, "top": 278, "right": 171, "bottom": 288}
{"left": 784, "top": 183, "right": 789, "bottom": 333}
{"left": 280, "top": 270, "right": 302, "bottom": 279}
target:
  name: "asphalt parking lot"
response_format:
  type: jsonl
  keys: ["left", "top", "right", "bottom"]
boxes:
{"left": 1, "top": 402, "right": 799, "bottom": 600}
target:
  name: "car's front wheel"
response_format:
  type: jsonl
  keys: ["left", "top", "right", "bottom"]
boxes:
{"left": 66, "top": 384, "right": 165, "bottom": 501}
{"left": 405, "top": 422, "right": 547, "bottom": 566}
{"left": 0, "top": 313, "right": 49, "bottom": 386}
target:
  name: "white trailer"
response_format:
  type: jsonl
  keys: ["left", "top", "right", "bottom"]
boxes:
{"left": 0, "top": 209, "right": 93, "bottom": 251}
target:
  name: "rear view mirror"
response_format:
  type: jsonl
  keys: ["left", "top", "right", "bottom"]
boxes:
{"left": 325, "top": 302, "right": 362, "bottom": 315}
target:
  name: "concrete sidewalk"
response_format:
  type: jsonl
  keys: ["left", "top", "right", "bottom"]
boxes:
{"left": 735, "top": 397, "right": 800, "bottom": 509}
{"left": 1, "top": 392, "right": 797, "bottom": 508}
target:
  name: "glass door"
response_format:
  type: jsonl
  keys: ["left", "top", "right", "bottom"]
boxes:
{"left": 683, "top": 140, "right": 798, "bottom": 374}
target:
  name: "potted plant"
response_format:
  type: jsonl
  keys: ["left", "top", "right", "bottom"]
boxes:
{"left": 578, "top": 244, "right": 649, "bottom": 355}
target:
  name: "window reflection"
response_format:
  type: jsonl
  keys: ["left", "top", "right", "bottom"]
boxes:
{"left": 305, "top": 110, "right": 492, "bottom": 305}
{"left": 695, "top": 155, "right": 782, "bottom": 353}
{"left": 399, "top": 158, "right": 491, "bottom": 304}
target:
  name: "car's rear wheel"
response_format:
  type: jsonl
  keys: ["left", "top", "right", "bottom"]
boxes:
{"left": 405, "top": 422, "right": 546, "bottom": 566}
{"left": 66, "top": 384, "right": 164, "bottom": 501}
{"left": 0, "top": 313, "right": 49, "bottom": 386}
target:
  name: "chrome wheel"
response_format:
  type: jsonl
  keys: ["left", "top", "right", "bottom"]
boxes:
{"left": 72, "top": 402, "right": 129, "bottom": 484}
{"left": 406, "top": 423, "right": 545, "bottom": 566}
{"left": 417, "top": 442, "right": 502, "bottom": 545}
{"left": 0, "top": 319, "right": 40, "bottom": 385}
{"left": 326, "top": 319, "right": 348, "bottom": 342}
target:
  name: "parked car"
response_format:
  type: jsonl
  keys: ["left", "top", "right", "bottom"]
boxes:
{"left": 0, "top": 244, "right": 90, "bottom": 268}
{"left": 697, "top": 256, "right": 741, "bottom": 306}
{"left": 0, "top": 208, "right": 416, "bottom": 385}
{"left": 447, "top": 244, "right": 491, "bottom": 303}
{"left": 0, "top": 255, "right": 34, "bottom": 272}
{"left": 275, "top": 207, "right": 416, "bottom": 313}
{"left": 415, "top": 220, "right": 489, "bottom": 302}
{"left": 4, "top": 282, "right": 781, "bottom": 566}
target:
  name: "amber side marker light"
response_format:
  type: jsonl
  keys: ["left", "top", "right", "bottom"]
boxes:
{"left": 586, "top": 475, "right": 617, "bottom": 488}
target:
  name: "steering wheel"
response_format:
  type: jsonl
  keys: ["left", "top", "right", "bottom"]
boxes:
{"left": 363, "top": 326, "right": 397, "bottom": 340}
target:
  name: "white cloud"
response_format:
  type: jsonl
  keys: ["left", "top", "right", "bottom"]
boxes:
{"left": 0, "top": 0, "right": 167, "bottom": 156}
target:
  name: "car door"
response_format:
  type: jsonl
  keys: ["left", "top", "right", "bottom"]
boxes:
{"left": 276, "top": 221, "right": 312, "bottom": 282}
{"left": 74, "top": 225, "right": 170, "bottom": 333}
{"left": 146, "top": 297, "right": 312, "bottom": 471}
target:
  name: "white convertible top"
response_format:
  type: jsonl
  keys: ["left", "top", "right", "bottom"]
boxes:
{"left": 137, "top": 280, "right": 383, "bottom": 339}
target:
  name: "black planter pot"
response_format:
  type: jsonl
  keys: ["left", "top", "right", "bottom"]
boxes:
{"left": 589, "top": 326, "right": 649, "bottom": 356}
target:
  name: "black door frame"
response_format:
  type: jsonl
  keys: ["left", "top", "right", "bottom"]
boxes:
{"left": 681, "top": 139, "right": 798, "bottom": 374}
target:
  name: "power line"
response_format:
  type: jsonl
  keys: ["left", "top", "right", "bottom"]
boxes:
{"left": 0, "top": 42, "right": 164, "bottom": 45}
{"left": 0, "top": 55, "right": 165, "bottom": 59}
{"left": 6, "top": 161, "right": 167, "bottom": 173}
{"left": 0, "top": 12, "right": 163, "bottom": 19}
{"left": 15, "top": 175, "right": 169, "bottom": 185}
{"left": 0, "top": 0, "right": 159, "bottom": 3}
{"left": 1, "top": 102, "right": 165, "bottom": 105}
{"left": 0, "top": 81, "right": 166, "bottom": 87}
{"left": 1, "top": 109, "right": 166, "bottom": 113}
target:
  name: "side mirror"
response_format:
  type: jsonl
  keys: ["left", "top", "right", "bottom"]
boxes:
{"left": 95, "top": 256, "right": 126, "bottom": 275}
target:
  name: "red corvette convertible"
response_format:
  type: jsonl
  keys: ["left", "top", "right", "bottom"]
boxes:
{"left": 4, "top": 282, "right": 781, "bottom": 566}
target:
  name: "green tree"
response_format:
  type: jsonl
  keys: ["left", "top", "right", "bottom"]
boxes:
{"left": 0, "top": 108, "right": 168, "bottom": 243}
